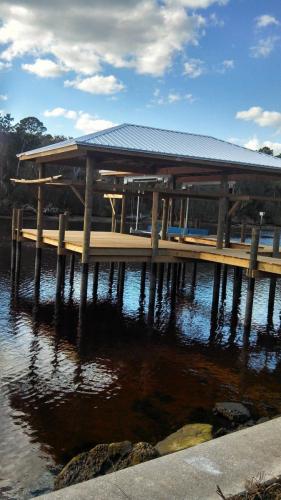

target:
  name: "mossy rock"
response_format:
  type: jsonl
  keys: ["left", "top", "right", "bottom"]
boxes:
{"left": 155, "top": 423, "right": 213, "bottom": 456}
{"left": 54, "top": 441, "right": 159, "bottom": 490}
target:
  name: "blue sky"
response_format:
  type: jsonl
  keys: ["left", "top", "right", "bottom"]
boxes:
{"left": 0, "top": 0, "right": 281, "bottom": 153}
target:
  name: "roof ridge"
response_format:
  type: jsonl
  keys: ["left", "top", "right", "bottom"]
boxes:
{"left": 77, "top": 123, "right": 128, "bottom": 142}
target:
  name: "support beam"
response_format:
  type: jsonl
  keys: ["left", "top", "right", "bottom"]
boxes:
{"left": 80, "top": 155, "right": 96, "bottom": 313}
{"left": 56, "top": 213, "right": 67, "bottom": 299}
{"left": 267, "top": 227, "right": 280, "bottom": 323}
{"left": 93, "top": 262, "right": 99, "bottom": 300}
{"left": 161, "top": 197, "right": 169, "bottom": 241}
{"left": 244, "top": 226, "right": 260, "bottom": 332}
{"left": 34, "top": 163, "right": 45, "bottom": 293}
{"left": 151, "top": 191, "right": 159, "bottom": 256}
{"left": 120, "top": 195, "right": 126, "bottom": 234}
{"left": 15, "top": 208, "right": 23, "bottom": 285}
{"left": 11, "top": 207, "right": 17, "bottom": 280}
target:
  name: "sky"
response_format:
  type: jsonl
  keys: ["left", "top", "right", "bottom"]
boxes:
{"left": 0, "top": 0, "right": 281, "bottom": 153}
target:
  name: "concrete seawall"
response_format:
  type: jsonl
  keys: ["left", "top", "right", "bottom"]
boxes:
{"left": 39, "top": 417, "right": 281, "bottom": 500}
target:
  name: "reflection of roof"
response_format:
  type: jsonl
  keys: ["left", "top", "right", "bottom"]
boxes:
{"left": 18, "top": 123, "right": 281, "bottom": 172}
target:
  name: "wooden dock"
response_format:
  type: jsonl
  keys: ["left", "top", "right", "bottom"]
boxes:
{"left": 21, "top": 229, "right": 281, "bottom": 275}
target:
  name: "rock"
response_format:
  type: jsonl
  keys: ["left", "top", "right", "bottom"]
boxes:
{"left": 155, "top": 423, "right": 212, "bottom": 456}
{"left": 214, "top": 402, "right": 251, "bottom": 423}
{"left": 54, "top": 441, "right": 159, "bottom": 490}
{"left": 257, "top": 416, "right": 270, "bottom": 425}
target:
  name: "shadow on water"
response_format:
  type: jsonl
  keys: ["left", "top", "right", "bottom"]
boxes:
{"left": 2, "top": 220, "right": 281, "bottom": 498}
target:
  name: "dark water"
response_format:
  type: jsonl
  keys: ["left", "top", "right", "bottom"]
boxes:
{"left": 1, "top": 219, "right": 281, "bottom": 499}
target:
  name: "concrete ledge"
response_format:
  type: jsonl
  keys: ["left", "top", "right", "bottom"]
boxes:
{"left": 39, "top": 417, "right": 281, "bottom": 500}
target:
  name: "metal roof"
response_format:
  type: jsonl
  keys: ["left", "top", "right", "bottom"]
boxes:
{"left": 19, "top": 123, "right": 281, "bottom": 171}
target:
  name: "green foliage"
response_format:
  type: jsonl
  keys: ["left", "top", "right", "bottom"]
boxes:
{"left": 258, "top": 146, "right": 274, "bottom": 156}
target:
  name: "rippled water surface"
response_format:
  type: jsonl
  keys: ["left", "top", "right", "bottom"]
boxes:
{"left": 1, "top": 219, "right": 281, "bottom": 498}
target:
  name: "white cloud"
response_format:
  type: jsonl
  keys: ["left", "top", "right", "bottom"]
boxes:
{"left": 64, "top": 75, "right": 125, "bottom": 95}
{"left": 256, "top": 15, "right": 279, "bottom": 28}
{"left": 44, "top": 107, "right": 77, "bottom": 119}
{"left": 250, "top": 36, "right": 279, "bottom": 58}
{"left": 0, "top": 94, "right": 8, "bottom": 101}
{"left": 236, "top": 106, "right": 281, "bottom": 129}
{"left": 0, "top": 1, "right": 228, "bottom": 78}
{"left": 184, "top": 58, "right": 205, "bottom": 78}
{"left": 168, "top": 93, "right": 181, "bottom": 103}
{"left": 22, "top": 58, "right": 67, "bottom": 77}
{"left": 244, "top": 136, "right": 281, "bottom": 155}
{"left": 43, "top": 107, "right": 116, "bottom": 134}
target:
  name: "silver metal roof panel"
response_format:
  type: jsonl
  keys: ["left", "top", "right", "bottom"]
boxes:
{"left": 19, "top": 123, "right": 281, "bottom": 171}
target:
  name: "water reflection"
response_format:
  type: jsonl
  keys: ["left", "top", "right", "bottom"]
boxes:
{"left": 2, "top": 223, "right": 281, "bottom": 498}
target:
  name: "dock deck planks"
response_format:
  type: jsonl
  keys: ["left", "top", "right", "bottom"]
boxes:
{"left": 21, "top": 229, "right": 281, "bottom": 274}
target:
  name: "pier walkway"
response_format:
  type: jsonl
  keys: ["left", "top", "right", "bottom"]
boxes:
{"left": 21, "top": 229, "right": 281, "bottom": 275}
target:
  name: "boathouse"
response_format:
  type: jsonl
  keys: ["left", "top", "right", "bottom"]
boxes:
{"left": 11, "top": 123, "right": 281, "bottom": 329}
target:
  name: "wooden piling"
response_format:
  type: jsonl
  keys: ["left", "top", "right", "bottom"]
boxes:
{"left": 34, "top": 163, "right": 45, "bottom": 292}
{"left": 179, "top": 199, "right": 185, "bottom": 228}
{"left": 120, "top": 195, "right": 126, "bottom": 234}
{"left": 11, "top": 208, "right": 17, "bottom": 279}
{"left": 240, "top": 223, "right": 246, "bottom": 243}
{"left": 211, "top": 263, "right": 221, "bottom": 323}
{"left": 191, "top": 261, "right": 197, "bottom": 290}
{"left": 80, "top": 155, "right": 96, "bottom": 313}
{"left": 151, "top": 191, "right": 159, "bottom": 256}
{"left": 244, "top": 226, "right": 260, "bottom": 331}
{"left": 15, "top": 208, "right": 23, "bottom": 284}
{"left": 232, "top": 266, "right": 243, "bottom": 311}
{"left": 161, "top": 197, "right": 169, "bottom": 240}
{"left": 117, "top": 262, "right": 126, "bottom": 299}
{"left": 55, "top": 213, "right": 67, "bottom": 298}
{"left": 267, "top": 227, "right": 280, "bottom": 323}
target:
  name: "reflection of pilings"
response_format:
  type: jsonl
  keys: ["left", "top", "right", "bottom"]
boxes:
{"left": 157, "top": 263, "right": 165, "bottom": 295}
{"left": 191, "top": 261, "right": 197, "bottom": 290}
{"left": 181, "top": 262, "right": 186, "bottom": 288}
{"left": 166, "top": 263, "right": 171, "bottom": 286}
{"left": 108, "top": 263, "right": 115, "bottom": 295}
{"left": 69, "top": 253, "right": 75, "bottom": 287}
{"left": 117, "top": 263, "right": 126, "bottom": 299}
{"left": 244, "top": 226, "right": 260, "bottom": 332}
{"left": 221, "top": 265, "right": 228, "bottom": 303}
{"left": 230, "top": 267, "right": 243, "bottom": 336}
{"left": 211, "top": 263, "right": 221, "bottom": 324}
{"left": 11, "top": 208, "right": 17, "bottom": 280}
{"left": 267, "top": 227, "right": 280, "bottom": 324}
{"left": 93, "top": 262, "right": 99, "bottom": 301}
{"left": 140, "top": 262, "right": 147, "bottom": 299}
{"left": 147, "top": 263, "right": 157, "bottom": 325}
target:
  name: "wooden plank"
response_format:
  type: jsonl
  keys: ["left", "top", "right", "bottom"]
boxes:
{"left": 104, "top": 193, "right": 123, "bottom": 199}
{"left": 10, "top": 175, "right": 62, "bottom": 185}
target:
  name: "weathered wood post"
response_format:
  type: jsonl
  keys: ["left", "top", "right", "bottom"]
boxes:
{"left": 232, "top": 267, "right": 243, "bottom": 311}
{"left": 80, "top": 155, "right": 95, "bottom": 314}
{"left": 244, "top": 226, "right": 260, "bottom": 331}
{"left": 34, "top": 163, "right": 45, "bottom": 292}
{"left": 240, "top": 223, "right": 246, "bottom": 243}
{"left": 15, "top": 208, "right": 23, "bottom": 284}
{"left": 211, "top": 177, "right": 228, "bottom": 320}
{"left": 179, "top": 199, "right": 185, "bottom": 229}
{"left": 151, "top": 191, "right": 159, "bottom": 256}
{"left": 55, "top": 213, "right": 67, "bottom": 299}
{"left": 191, "top": 261, "right": 197, "bottom": 290}
{"left": 93, "top": 262, "right": 99, "bottom": 301}
{"left": 120, "top": 195, "right": 126, "bottom": 234}
{"left": 267, "top": 227, "right": 280, "bottom": 323}
{"left": 161, "top": 197, "right": 169, "bottom": 241}
{"left": 11, "top": 208, "right": 17, "bottom": 280}
{"left": 169, "top": 176, "right": 176, "bottom": 227}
